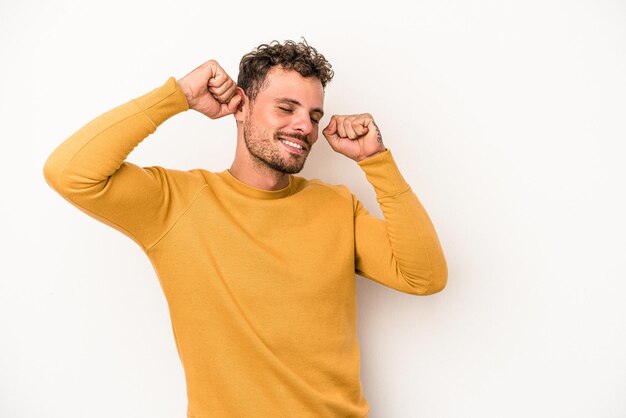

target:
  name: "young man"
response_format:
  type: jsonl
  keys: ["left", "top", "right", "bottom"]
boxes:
{"left": 43, "top": 40, "right": 447, "bottom": 418}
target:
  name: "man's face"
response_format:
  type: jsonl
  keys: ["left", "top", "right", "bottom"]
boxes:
{"left": 242, "top": 67, "right": 325, "bottom": 174}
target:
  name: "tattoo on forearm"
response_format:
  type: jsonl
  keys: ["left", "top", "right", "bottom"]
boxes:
{"left": 372, "top": 120, "right": 383, "bottom": 144}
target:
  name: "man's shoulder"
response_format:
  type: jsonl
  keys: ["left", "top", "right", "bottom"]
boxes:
{"left": 294, "top": 175, "right": 354, "bottom": 201}
{"left": 142, "top": 165, "right": 210, "bottom": 180}
{"left": 138, "top": 165, "right": 212, "bottom": 193}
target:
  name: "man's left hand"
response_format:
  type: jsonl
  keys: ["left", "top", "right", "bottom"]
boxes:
{"left": 322, "top": 113, "right": 386, "bottom": 162}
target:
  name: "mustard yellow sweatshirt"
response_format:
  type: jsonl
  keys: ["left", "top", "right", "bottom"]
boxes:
{"left": 43, "top": 77, "right": 447, "bottom": 418}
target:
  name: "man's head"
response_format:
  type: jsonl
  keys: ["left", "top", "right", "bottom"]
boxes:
{"left": 233, "top": 40, "right": 334, "bottom": 175}
{"left": 237, "top": 39, "right": 334, "bottom": 105}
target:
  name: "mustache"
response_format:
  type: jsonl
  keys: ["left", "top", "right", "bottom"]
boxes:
{"left": 275, "top": 131, "right": 310, "bottom": 146}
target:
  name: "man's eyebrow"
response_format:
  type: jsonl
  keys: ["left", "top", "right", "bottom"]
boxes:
{"left": 275, "top": 97, "right": 324, "bottom": 117}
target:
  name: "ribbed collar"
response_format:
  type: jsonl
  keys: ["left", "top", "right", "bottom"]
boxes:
{"left": 217, "top": 170, "right": 295, "bottom": 200}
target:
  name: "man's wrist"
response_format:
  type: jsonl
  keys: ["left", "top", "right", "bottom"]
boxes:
{"left": 356, "top": 148, "right": 386, "bottom": 162}
{"left": 175, "top": 79, "right": 193, "bottom": 107}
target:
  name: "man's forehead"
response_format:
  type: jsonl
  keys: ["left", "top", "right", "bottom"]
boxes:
{"left": 261, "top": 68, "right": 324, "bottom": 102}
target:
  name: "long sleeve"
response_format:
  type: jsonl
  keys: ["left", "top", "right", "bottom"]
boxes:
{"left": 353, "top": 149, "right": 448, "bottom": 295}
{"left": 42, "top": 77, "right": 204, "bottom": 252}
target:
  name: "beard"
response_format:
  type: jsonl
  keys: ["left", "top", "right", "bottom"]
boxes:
{"left": 243, "top": 118, "right": 311, "bottom": 175}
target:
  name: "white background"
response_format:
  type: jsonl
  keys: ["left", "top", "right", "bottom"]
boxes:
{"left": 1, "top": 0, "right": 625, "bottom": 417}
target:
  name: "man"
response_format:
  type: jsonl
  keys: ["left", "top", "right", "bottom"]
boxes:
{"left": 43, "top": 40, "right": 447, "bottom": 418}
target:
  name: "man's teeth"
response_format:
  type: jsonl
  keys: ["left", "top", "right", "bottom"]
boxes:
{"left": 281, "top": 139, "right": 303, "bottom": 150}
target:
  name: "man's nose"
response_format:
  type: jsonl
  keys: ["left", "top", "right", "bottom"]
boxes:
{"left": 292, "top": 112, "right": 313, "bottom": 136}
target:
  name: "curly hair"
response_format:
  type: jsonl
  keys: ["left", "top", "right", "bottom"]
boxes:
{"left": 237, "top": 38, "right": 334, "bottom": 103}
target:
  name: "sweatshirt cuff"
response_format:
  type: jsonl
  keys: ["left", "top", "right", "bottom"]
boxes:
{"left": 132, "top": 76, "right": 190, "bottom": 127}
{"left": 357, "top": 148, "right": 410, "bottom": 198}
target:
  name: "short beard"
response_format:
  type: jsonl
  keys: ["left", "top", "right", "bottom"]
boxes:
{"left": 243, "top": 118, "right": 309, "bottom": 175}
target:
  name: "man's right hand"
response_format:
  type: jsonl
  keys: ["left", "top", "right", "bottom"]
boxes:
{"left": 176, "top": 60, "right": 242, "bottom": 119}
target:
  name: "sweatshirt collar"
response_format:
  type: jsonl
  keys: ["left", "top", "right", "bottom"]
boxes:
{"left": 218, "top": 170, "right": 295, "bottom": 200}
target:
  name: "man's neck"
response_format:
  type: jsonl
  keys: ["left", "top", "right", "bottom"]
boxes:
{"left": 228, "top": 158, "right": 290, "bottom": 191}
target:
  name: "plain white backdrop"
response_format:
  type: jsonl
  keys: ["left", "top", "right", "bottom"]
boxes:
{"left": 1, "top": 0, "right": 625, "bottom": 417}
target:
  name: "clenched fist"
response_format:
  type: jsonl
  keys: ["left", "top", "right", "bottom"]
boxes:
{"left": 176, "top": 60, "right": 242, "bottom": 119}
{"left": 322, "top": 113, "right": 386, "bottom": 162}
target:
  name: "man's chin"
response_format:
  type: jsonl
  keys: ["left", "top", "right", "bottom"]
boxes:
{"left": 277, "top": 151, "right": 308, "bottom": 174}
{"left": 279, "top": 163, "right": 305, "bottom": 175}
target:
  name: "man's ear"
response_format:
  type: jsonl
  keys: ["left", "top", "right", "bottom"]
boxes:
{"left": 234, "top": 87, "right": 248, "bottom": 123}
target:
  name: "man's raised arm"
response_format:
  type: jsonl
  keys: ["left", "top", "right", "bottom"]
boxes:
{"left": 43, "top": 60, "right": 241, "bottom": 251}
{"left": 323, "top": 113, "right": 448, "bottom": 295}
